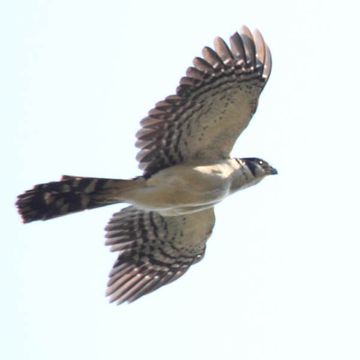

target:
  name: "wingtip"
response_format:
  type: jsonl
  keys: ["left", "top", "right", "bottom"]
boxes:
{"left": 240, "top": 25, "right": 252, "bottom": 37}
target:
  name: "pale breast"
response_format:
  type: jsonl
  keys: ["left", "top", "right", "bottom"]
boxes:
{"left": 123, "top": 162, "right": 236, "bottom": 214}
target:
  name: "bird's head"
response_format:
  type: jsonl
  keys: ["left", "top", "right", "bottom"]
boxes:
{"left": 242, "top": 157, "right": 278, "bottom": 178}
{"left": 231, "top": 157, "right": 277, "bottom": 193}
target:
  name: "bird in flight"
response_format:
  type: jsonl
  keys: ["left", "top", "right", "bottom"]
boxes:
{"left": 16, "top": 26, "right": 277, "bottom": 304}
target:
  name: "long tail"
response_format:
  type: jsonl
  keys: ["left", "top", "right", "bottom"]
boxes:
{"left": 16, "top": 175, "right": 141, "bottom": 223}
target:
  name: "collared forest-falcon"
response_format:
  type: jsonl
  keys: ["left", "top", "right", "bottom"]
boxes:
{"left": 17, "top": 26, "right": 277, "bottom": 304}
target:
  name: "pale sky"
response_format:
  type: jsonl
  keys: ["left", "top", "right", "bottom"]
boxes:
{"left": 2, "top": 1, "right": 360, "bottom": 359}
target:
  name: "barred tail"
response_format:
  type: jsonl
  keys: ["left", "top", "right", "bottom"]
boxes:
{"left": 16, "top": 175, "right": 139, "bottom": 223}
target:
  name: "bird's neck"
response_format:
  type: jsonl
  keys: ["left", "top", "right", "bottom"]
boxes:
{"left": 229, "top": 159, "right": 263, "bottom": 193}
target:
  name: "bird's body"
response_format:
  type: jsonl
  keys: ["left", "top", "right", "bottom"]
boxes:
{"left": 16, "top": 26, "right": 277, "bottom": 304}
{"left": 116, "top": 159, "right": 266, "bottom": 216}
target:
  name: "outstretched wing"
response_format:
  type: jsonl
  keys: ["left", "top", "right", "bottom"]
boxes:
{"left": 136, "top": 26, "right": 272, "bottom": 176}
{"left": 105, "top": 206, "right": 215, "bottom": 304}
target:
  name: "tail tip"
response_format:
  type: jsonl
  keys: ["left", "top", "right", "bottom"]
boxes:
{"left": 16, "top": 189, "right": 48, "bottom": 223}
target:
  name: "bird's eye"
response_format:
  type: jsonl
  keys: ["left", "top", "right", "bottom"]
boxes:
{"left": 258, "top": 160, "right": 264, "bottom": 165}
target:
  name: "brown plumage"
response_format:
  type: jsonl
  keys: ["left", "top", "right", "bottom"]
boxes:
{"left": 16, "top": 27, "right": 276, "bottom": 304}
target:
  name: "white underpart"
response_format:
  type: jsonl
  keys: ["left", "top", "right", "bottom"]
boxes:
{"left": 120, "top": 159, "right": 256, "bottom": 216}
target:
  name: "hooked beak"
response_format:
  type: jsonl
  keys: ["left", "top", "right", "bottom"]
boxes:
{"left": 270, "top": 167, "right": 278, "bottom": 175}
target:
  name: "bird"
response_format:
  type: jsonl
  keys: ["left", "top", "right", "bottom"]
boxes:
{"left": 16, "top": 26, "right": 277, "bottom": 304}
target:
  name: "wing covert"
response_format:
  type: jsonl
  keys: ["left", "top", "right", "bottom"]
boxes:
{"left": 105, "top": 206, "right": 215, "bottom": 304}
{"left": 136, "top": 27, "right": 272, "bottom": 176}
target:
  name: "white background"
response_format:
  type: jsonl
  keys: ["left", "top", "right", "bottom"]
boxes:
{"left": 2, "top": 0, "right": 360, "bottom": 359}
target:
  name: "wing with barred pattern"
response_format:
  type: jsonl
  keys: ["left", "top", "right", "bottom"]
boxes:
{"left": 136, "top": 26, "right": 272, "bottom": 176}
{"left": 105, "top": 206, "right": 215, "bottom": 304}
